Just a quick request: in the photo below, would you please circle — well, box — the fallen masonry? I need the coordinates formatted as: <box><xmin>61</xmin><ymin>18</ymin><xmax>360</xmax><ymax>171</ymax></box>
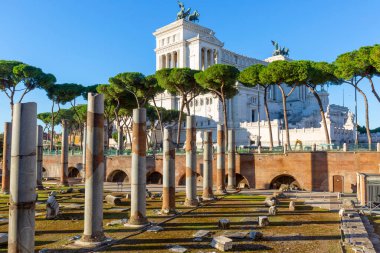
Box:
<box><xmin>211</xmin><ymin>235</ymin><xmax>233</xmax><ymax>252</ymax></box>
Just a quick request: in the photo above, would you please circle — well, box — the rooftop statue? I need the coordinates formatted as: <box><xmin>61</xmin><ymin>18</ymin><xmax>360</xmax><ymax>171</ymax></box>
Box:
<box><xmin>176</xmin><ymin>1</ymin><xmax>200</xmax><ymax>23</ymax></box>
<box><xmin>271</xmin><ymin>40</ymin><xmax>290</xmax><ymax>57</ymax></box>
<box><xmin>176</xmin><ymin>1</ymin><xmax>191</xmax><ymax>20</ymax></box>
<box><xmin>189</xmin><ymin>10</ymin><xmax>200</xmax><ymax>22</ymax></box>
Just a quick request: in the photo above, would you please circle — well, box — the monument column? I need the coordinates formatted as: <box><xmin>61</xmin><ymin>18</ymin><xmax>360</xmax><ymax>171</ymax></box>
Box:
<box><xmin>166</xmin><ymin>53</ymin><xmax>170</xmax><ymax>68</ymax></box>
<box><xmin>202</xmin><ymin>130</ymin><xmax>214</xmax><ymax>200</ymax></box>
<box><xmin>216</xmin><ymin>124</ymin><xmax>226</xmax><ymax>194</ymax></box>
<box><xmin>161</xmin><ymin>127</ymin><xmax>176</xmax><ymax>214</ymax></box>
<box><xmin>36</xmin><ymin>125</ymin><xmax>44</xmax><ymax>189</ymax></box>
<box><xmin>128</xmin><ymin>108</ymin><xmax>149</xmax><ymax>226</ymax></box>
<box><xmin>227</xmin><ymin>129</ymin><xmax>236</xmax><ymax>189</ymax></box>
<box><xmin>2</xmin><ymin>122</ymin><xmax>11</xmax><ymax>194</ymax></box>
<box><xmin>80</xmin><ymin>93</ymin><xmax>106</xmax><ymax>244</ymax></box>
<box><xmin>184</xmin><ymin>115</ymin><xmax>198</xmax><ymax>206</ymax></box>
<box><xmin>8</xmin><ymin>102</ymin><xmax>37</xmax><ymax>252</ymax></box>
<box><xmin>60</xmin><ymin>120</ymin><xmax>69</xmax><ymax>186</ymax></box>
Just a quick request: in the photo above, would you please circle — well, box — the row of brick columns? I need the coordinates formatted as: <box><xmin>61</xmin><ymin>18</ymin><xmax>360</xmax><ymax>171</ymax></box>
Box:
<box><xmin>3</xmin><ymin>97</ymin><xmax>238</xmax><ymax>250</ymax></box>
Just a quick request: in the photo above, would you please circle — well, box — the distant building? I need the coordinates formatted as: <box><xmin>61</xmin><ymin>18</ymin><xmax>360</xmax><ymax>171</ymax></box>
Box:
<box><xmin>152</xmin><ymin>19</ymin><xmax>356</xmax><ymax>147</ymax></box>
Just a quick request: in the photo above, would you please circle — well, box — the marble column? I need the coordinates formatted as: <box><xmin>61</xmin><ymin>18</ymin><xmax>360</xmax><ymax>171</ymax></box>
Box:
<box><xmin>60</xmin><ymin>120</ymin><xmax>69</xmax><ymax>186</ymax></box>
<box><xmin>216</xmin><ymin>124</ymin><xmax>226</xmax><ymax>194</ymax></box>
<box><xmin>184</xmin><ymin>115</ymin><xmax>198</xmax><ymax>206</ymax></box>
<box><xmin>161</xmin><ymin>127</ymin><xmax>176</xmax><ymax>214</ymax></box>
<box><xmin>8</xmin><ymin>102</ymin><xmax>37</xmax><ymax>252</ymax></box>
<box><xmin>202</xmin><ymin>130</ymin><xmax>214</xmax><ymax>200</ymax></box>
<box><xmin>227</xmin><ymin>129</ymin><xmax>236</xmax><ymax>190</ymax></box>
<box><xmin>36</xmin><ymin>125</ymin><xmax>44</xmax><ymax>189</ymax></box>
<box><xmin>1</xmin><ymin>122</ymin><xmax>11</xmax><ymax>194</ymax></box>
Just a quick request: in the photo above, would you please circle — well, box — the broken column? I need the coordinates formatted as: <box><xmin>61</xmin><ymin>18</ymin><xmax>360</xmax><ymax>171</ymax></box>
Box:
<box><xmin>36</xmin><ymin>125</ymin><xmax>44</xmax><ymax>189</ymax></box>
<box><xmin>1</xmin><ymin>122</ymin><xmax>11</xmax><ymax>194</ymax></box>
<box><xmin>8</xmin><ymin>102</ymin><xmax>37</xmax><ymax>252</ymax></box>
<box><xmin>81</xmin><ymin>93</ymin><xmax>106</xmax><ymax>243</ymax></box>
<box><xmin>161</xmin><ymin>127</ymin><xmax>176</xmax><ymax>214</ymax></box>
<box><xmin>202</xmin><ymin>130</ymin><xmax>214</xmax><ymax>200</ymax></box>
<box><xmin>227</xmin><ymin>129</ymin><xmax>236</xmax><ymax>190</ymax></box>
<box><xmin>184</xmin><ymin>115</ymin><xmax>198</xmax><ymax>206</ymax></box>
<box><xmin>216</xmin><ymin>124</ymin><xmax>226</xmax><ymax>194</ymax></box>
<box><xmin>343</xmin><ymin>143</ymin><xmax>347</xmax><ymax>152</ymax></box>
<box><xmin>128</xmin><ymin>108</ymin><xmax>149</xmax><ymax>226</ymax></box>
<box><xmin>377</xmin><ymin>143</ymin><xmax>380</xmax><ymax>152</ymax></box>
<box><xmin>60</xmin><ymin>119</ymin><xmax>69</xmax><ymax>186</ymax></box>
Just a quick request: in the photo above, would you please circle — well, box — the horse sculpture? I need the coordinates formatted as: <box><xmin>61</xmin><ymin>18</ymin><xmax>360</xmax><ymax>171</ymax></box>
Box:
<box><xmin>189</xmin><ymin>10</ymin><xmax>200</xmax><ymax>22</ymax></box>
<box><xmin>177</xmin><ymin>1</ymin><xmax>191</xmax><ymax>20</ymax></box>
<box><xmin>271</xmin><ymin>40</ymin><xmax>290</xmax><ymax>57</ymax></box>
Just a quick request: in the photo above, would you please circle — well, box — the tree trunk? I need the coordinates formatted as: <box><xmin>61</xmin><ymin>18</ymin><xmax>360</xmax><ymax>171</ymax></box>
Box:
<box><xmin>126</xmin><ymin>120</ymin><xmax>132</xmax><ymax>150</ymax></box>
<box><xmin>50</xmin><ymin>103</ymin><xmax>55</xmax><ymax>151</ymax></box>
<box><xmin>152</xmin><ymin>98</ymin><xmax>164</xmax><ymax>139</ymax></box>
<box><xmin>264</xmin><ymin>87</ymin><xmax>273</xmax><ymax>150</ymax></box>
<box><xmin>368</xmin><ymin>77</ymin><xmax>380</xmax><ymax>103</ymax></box>
<box><xmin>176</xmin><ymin>100</ymin><xmax>186</xmax><ymax>148</ymax></box>
<box><xmin>353</xmin><ymin>84</ymin><xmax>372</xmax><ymax>150</ymax></box>
<box><xmin>221</xmin><ymin>95</ymin><xmax>229</xmax><ymax>149</ymax></box>
<box><xmin>278</xmin><ymin>85</ymin><xmax>291</xmax><ymax>150</ymax></box>
<box><xmin>307</xmin><ymin>85</ymin><xmax>331</xmax><ymax>146</ymax></box>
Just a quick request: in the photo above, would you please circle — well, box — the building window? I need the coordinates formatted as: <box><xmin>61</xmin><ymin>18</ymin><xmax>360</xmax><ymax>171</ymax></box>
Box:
<box><xmin>167</xmin><ymin>37</ymin><xmax>170</xmax><ymax>44</ymax></box>
<box><xmin>200</xmin><ymin>99</ymin><xmax>204</xmax><ymax>106</ymax></box>
<box><xmin>190</xmin><ymin>101</ymin><xmax>193</xmax><ymax>107</ymax></box>
<box><xmin>195</xmin><ymin>99</ymin><xmax>198</xmax><ymax>107</ymax></box>
<box><xmin>173</xmin><ymin>34</ymin><xmax>176</xmax><ymax>42</ymax></box>
<box><xmin>209</xmin><ymin>98</ymin><xmax>213</xmax><ymax>104</ymax></box>
<box><xmin>208</xmin><ymin>120</ymin><xmax>210</xmax><ymax>125</ymax></box>
<box><xmin>251</xmin><ymin>110</ymin><xmax>256</xmax><ymax>122</ymax></box>
<box><xmin>206</xmin><ymin>98</ymin><xmax>209</xmax><ymax>105</ymax></box>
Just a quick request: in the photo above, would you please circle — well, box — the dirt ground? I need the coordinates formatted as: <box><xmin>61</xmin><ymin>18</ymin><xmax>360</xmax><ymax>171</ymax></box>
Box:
<box><xmin>0</xmin><ymin>186</ymin><xmax>342</xmax><ymax>252</ymax></box>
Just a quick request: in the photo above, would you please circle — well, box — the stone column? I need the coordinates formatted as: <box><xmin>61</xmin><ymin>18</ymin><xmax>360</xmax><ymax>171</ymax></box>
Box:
<box><xmin>216</xmin><ymin>124</ymin><xmax>226</xmax><ymax>194</ymax></box>
<box><xmin>202</xmin><ymin>130</ymin><xmax>214</xmax><ymax>200</ymax></box>
<box><xmin>82</xmin><ymin>123</ymin><xmax>86</xmax><ymax>179</ymax></box>
<box><xmin>171</xmin><ymin>52</ymin><xmax>175</xmax><ymax>68</ymax></box>
<box><xmin>128</xmin><ymin>108</ymin><xmax>149</xmax><ymax>226</ymax></box>
<box><xmin>81</xmin><ymin>93</ymin><xmax>106</xmax><ymax>243</ymax></box>
<box><xmin>36</xmin><ymin>125</ymin><xmax>44</xmax><ymax>189</ymax></box>
<box><xmin>184</xmin><ymin>115</ymin><xmax>198</xmax><ymax>206</ymax></box>
<box><xmin>161</xmin><ymin>127</ymin><xmax>176</xmax><ymax>214</ymax></box>
<box><xmin>60</xmin><ymin>120</ymin><xmax>69</xmax><ymax>186</ymax></box>
<box><xmin>8</xmin><ymin>102</ymin><xmax>37</xmax><ymax>252</ymax></box>
<box><xmin>1</xmin><ymin>122</ymin><xmax>11</xmax><ymax>194</ymax></box>
<box><xmin>227</xmin><ymin>129</ymin><xmax>236</xmax><ymax>190</ymax></box>
<box><xmin>166</xmin><ymin>53</ymin><xmax>170</xmax><ymax>68</ymax></box>
<box><xmin>377</xmin><ymin>143</ymin><xmax>380</xmax><ymax>152</ymax></box>
<box><xmin>343</xmin><ymin>143</ymin><xmax>347</xmax><ymax>152</ymax></box>
<box><xmin>204</xmin><ymin>48</ymin><xmax>208</xmax><ymax>69</ymax></box>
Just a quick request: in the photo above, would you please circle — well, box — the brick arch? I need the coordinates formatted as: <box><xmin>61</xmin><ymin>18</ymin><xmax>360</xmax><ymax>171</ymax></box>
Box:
<box><xmin>107</xmin><ymin>169</ymin><xmax>130</xmax><ymax>183</ymax></box>
<box><xmin>68</xmin><ymin>167</ymin><xmax>80</xmax><ymax>178</ymax></box>
<box><xmin>147</xmin><ymin>171</ymin><xmax>163</xmax><ymax>184</ymax></box>
<box><xmin>178</xmin><ymin>173</ymin><xmax>201</xmax><ymax>186</ymax></box>
<box><xmin>269</xmin><ymin>174</ymin><xmax>300</xmax><ymax>189</ymax></box>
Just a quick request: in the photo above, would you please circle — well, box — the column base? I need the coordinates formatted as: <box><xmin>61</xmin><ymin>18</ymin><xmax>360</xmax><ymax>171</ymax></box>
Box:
<box><xmin>73</xmin><ymin>233</ymin><xmax>109</xmax><ymax>248</ymax></box>
<box><xmin>227</xmin><ymin>185</ymin><xmax>236</xmax><ymax>190</ymax></box>
<box><xmin>183</xmin><ymin>198</ymin><xmax>199</xmax><ymax>207</ymax></box>
<box><xmin>202</xmin><ymin>195</ymin><xmax>215</xmax><ymax>201</ymax></box>
<box><xmin>160</xmin><ymin>208</ymin><xmax>178</xmax><ymax>215</ymax></box>
<box><xmin>126</xmin><ymin>215</ymin><xmax>149</xmax><ymax>228</ymax></box>
<box><xmin>215</xmin><ymin>190</ymin><xmax>227</xmax><ymax>195</ymax></box>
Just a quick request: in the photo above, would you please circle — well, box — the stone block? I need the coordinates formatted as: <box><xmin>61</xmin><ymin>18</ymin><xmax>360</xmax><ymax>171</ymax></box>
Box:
<box><xmin>289</xmin><ymin>201</ymin><xmax>296</xmax><ymax>211</ymax></box>
<box><xmin>223</xmin><ymin>231</ymin><xmax>249</xmax><ymax>239</ymax></box>
<box><xmin>258</xmin><ymin>216</ymin><xmax>269</xmax><ymax>227</ymax></box>
<box><xmin>46</xmin><ymin>195</ymin><xmax>59</xmax><ymax>219</ymax></box>
<box><xmin>193</xmin><ymin>230</ymin><xmax>211</xmax><ymax>238</ymax></box>
<box><xmin>0</xmin><ymin>233</ymin><xmax>7</xmax><ymax>245</ymax></box>
<box><xmin>106</xmin><ymin>218</ymin><xmax>128</xmax><ymax>226</ymax></box>
<box><xmin>268</xmin><ymin>206</ymin><xmax>277</xmax><ymax>216</ymax></box>
<box><xmin>218</xmin><ymin>219</ymin><xmax>230</xmax><ymax>229</ymax></box>
<box><xmin>169</xmin><ymin>245</ymin><xmax>188</xmax><ymax>253</ymax></box>
<box><xmin>105</xmin><ymin>195</ymin><xmax>122</xmax><ymax>206</ymax></box>
<box><xmin>211</xmin><ymin>236</ymin><xmax>233</xmax><ymax>252</ymax></box>
<box><xmin>248</xmin><ymin>230</ymin><xmax>263</xmax><ymax>240</ymax></box>
<box><xmin>147</xmin><ymin>226</ymin><xmax>164</xmax><ymax>233</ymax></box>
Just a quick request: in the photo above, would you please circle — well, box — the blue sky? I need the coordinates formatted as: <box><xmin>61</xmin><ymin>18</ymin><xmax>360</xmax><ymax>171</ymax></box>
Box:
<box><xmin>1</xmin><ymin>0</ymin><xmax>380</xmax><ymax>132</ymax></box>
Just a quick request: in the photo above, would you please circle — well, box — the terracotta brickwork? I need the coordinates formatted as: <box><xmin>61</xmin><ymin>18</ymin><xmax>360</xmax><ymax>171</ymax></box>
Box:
<box><xmin>40</xmin><ymin>151</ymin><xmax>380</xmax><ymax>193</ymax></box>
